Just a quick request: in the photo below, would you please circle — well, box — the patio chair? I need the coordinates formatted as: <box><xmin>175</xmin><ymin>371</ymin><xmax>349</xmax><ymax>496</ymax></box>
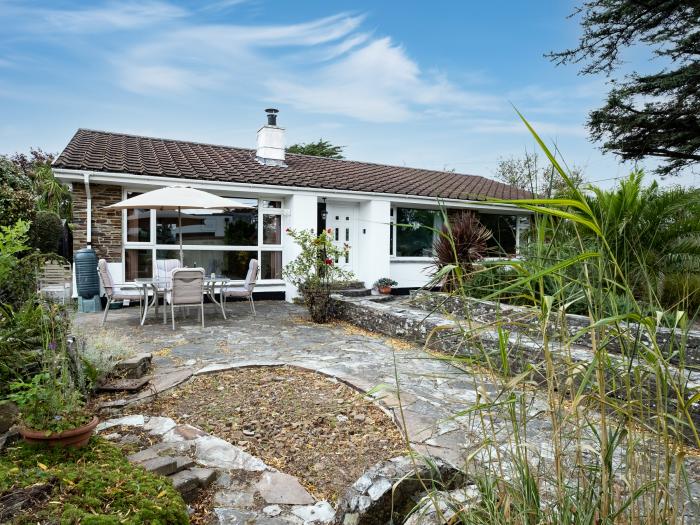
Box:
<box><xmin>220</xmin><ymin>259</ymin><xmax>258</xmax><ymax>319</ymax></box>
<box><xmin>156</xmin><ymin>258</ymin><xmax>181</xmax><ymax>289</ymax></box>
<box><xmin>154</xmin><ymin>258</ymin><xmax>180</xmax><ymax>319</ymax></box>
<box><xmin>97</xmin><ymin>259</ymin><xmax>145</xmax><ymax>326</ymax></box>
<box><xmin>166</xmin><ymin>267</ymin><xmax>205</xmax><ymax>330</ymax></box>
<box><xmin>37</xmin><ymin>259</ymin><xmax>72</xmax><ymax>305</ymax></box>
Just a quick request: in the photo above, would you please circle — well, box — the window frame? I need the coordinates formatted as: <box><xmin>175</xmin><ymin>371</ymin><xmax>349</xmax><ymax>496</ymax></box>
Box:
<box><xmin>121</xmin><ymin>189</ymin><xmax>285</xmax><ymax>282</ymax></box>
<box><xmin>389</xmin><ymin>205</ymin><xmax>525</xmax><ymax>261</ymax></box>
<box><xmin>390</xmin><ymin>206</ymin><xmax>442</xmax><ymax>260</ymax></box>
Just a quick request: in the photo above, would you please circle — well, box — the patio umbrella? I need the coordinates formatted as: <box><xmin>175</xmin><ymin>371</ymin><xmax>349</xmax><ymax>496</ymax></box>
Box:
<box><xmin>108</xmin><ymin>186</ymin><xmax>253</xmax><ymax>265</ymax></box>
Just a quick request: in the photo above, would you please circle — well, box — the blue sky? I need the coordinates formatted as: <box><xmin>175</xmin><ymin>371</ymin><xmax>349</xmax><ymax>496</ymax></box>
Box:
<box><xmin>1</xmin><ymin>0</ymin><xmax>696</xmax><ymax>188</ymax></box>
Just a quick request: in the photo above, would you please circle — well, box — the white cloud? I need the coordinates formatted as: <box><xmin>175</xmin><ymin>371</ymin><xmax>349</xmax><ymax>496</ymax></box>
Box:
<box><xmin>37</xmin><ymin>1</ymin><xmax>186</xmax><ymax>33</ymax></box>
<box><xmin>8</xmin><ymin>1</ymin><xmax>598</xmax><ymax>130</ymax></box>
<box><xmin>269</xmin><ymin>37</ymin><xmax>501</xmax><ymax>122</ymax></box>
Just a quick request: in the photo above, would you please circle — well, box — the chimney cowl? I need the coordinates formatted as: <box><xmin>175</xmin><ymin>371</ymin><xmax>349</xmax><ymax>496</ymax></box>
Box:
<box><xmin>265</xmin><ymin>108</ymin><xmax>279</xmax><ymax>126</ymax></box>
<box><xmin>256</xmin><ymin>108</ymin><xmax>286</xmax><ymax>167</ymax></box>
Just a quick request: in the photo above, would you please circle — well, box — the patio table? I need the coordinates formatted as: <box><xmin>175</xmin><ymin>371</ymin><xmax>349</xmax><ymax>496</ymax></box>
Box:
<box><xmin>134</xmin><ymin>276</ymin><xmax>234</xmax><ymax>326</ymax></box>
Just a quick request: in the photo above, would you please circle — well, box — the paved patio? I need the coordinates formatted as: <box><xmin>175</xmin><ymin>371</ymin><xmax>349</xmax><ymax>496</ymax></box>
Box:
<box><xmin>75</xmin><ymin>300</ymin><xmax>495</xmax><ymax>466</ymax></box>
<box><xmin>75</xmin><ymin>299</ymin><xmax>700</xmax><ymax>518</ymax></box>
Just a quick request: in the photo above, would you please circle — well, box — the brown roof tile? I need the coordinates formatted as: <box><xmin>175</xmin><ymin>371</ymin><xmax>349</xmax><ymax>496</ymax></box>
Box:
<box><xmin>53</xmin><ymin>129</ymin><xmax>532</xmax><ymax>201</ymax></box>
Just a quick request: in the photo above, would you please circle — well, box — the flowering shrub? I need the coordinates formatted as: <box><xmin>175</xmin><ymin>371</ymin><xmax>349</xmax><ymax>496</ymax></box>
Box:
<box><xmin>283</xmin><ymin>228</ymin><xmax>354</xmax><ymax>322</ymax></box>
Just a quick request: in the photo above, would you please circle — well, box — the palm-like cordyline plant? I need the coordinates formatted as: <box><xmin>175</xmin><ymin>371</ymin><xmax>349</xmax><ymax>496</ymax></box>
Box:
<box><xmin>433</xmin><ymin>211</ymin><xmax>492</xmax><ymax>291</ymax></box>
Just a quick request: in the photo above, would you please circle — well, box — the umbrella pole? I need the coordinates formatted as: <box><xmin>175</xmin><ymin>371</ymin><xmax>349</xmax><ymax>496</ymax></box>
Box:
<box><xmin>178</xmin><ymin>206</ymin><xmax>184</xmax><ymax>266</ymax></box>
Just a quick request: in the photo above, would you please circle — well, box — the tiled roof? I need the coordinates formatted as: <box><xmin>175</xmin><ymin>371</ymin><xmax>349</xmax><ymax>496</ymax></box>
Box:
<box><xmin>53</xmin><ymin>129</ymin><xmax>532</xmax><ymax>201</ymax></box>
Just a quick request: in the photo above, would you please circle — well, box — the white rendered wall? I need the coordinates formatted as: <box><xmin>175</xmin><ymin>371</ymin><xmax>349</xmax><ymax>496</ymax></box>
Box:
<box><xmin>390</xmin><ymin>260</ymin><xmax>433</xmax><ymax>288</ymax></box>
<box><xmin>356</xmin><ymin>200</ymin><xmax>391</xmax><ymax>288</ymax></box>
<box><xmin>284</xmin><ymin>193</ymin><xmax>318</xmax><ymax>301</ymax></box>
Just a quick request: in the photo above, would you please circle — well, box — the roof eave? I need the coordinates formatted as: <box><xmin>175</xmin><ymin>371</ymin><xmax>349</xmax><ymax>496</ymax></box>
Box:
<box><xmin>53</xmin><ymin>167</ymin><xmax>532</xmax><ymax>214</ymax></box>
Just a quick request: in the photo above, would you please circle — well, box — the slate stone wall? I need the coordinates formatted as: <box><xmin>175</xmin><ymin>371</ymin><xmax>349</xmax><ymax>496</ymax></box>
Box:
<box><xmin>409</xmin><ymin>290</ymin><xmax>700</xmax><ymax>367</ymax></box>
<box><xmin>71</xmin><ymin>183</ymin><xmax>123</xmax><ymax>261</ymax></box>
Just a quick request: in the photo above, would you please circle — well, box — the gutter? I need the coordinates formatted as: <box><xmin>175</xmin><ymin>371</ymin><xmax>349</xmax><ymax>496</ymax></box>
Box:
<box><xmin>53</xmin><ymin>168</ymin><xmax>532</xmax><ymax>215</ymax></box>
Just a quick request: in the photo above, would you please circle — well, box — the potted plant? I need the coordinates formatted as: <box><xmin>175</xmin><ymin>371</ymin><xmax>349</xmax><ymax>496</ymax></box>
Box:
<box><xmin>8</xmin><ymin>303</ymin><xmax>97</xmax><ymax>447</ymax></box>
<box><xmin>283</xmin><ymin>228</ymin><xmax>354</xmax><ymax>323</ymax></box>
<box><xmin>374</xmin><ymin>278</ymin><xmax>398</xmax><ymax>295</ymax></box>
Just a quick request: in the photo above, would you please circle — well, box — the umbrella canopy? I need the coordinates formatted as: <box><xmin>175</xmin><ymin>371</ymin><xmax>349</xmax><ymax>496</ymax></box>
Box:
<box><xmin>108</xmin><ymin>186</ymin><xmax>253</xmax><ymax>266</ymax></box>
<box><xmin>108</xmin><ymin>186</ymin><xmax>252</xmax><ymax>211</ymax></box>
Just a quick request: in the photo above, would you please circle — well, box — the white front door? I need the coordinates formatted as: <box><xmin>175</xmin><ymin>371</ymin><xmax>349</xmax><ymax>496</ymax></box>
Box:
<box><xmin>325</xmin><ymin>203</ymin><xmax>358</xmax><ymax>274</ymax></box>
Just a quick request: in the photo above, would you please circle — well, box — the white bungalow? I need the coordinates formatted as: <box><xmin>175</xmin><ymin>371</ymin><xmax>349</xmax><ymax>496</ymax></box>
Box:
<box><xmin>52</xmin><ymin>109</ymin><xmax>530</xmax><ymax>300</ymax></box>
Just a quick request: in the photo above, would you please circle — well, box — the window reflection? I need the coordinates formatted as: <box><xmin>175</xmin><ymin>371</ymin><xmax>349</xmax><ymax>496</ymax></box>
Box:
<box><xmin>124</xmin><ymin>249</ymin><xmax>152</xmax><ymax>280</ymax></box>
<box><xmin>263</xmin><ymin>215</ymin><xmax>281</xmax><ymax>244</ymax></box>
<box><xmin>261</xmin><ymin>251</ymin><xmax>282</xmax><ymax>279</ymax></box>
<box><xmin>126</xmin><ymin>192</ymin><xmax>150</xmax><ymax>242</ymax></box>
<box><xmin>395</xmin><ymin>208</ymin><xmax>441</xmax><ymax>257</ymax></box>
<box><xmin>156</xmin><ymin>205</ymin><xmax>258</xmax><ymax>246</ymax></box>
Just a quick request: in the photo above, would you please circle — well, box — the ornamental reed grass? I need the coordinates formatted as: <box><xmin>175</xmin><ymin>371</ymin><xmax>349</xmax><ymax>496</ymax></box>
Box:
<box><xmin>404</xmin><ymin>114</ymin><xmax>700</xmax><ymax>524</ymax></box>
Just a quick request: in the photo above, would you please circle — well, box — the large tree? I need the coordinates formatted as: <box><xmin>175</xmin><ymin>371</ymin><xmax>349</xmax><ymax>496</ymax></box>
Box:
<box><xmin>286</xmin><ymin>139</ymin><xmax>344</xmax><ymax>159</ymax></box>
<box><xmin>549</xmin><ymin>1</ymin><xmax>700</xmax><ymax>175</ymax></box>
<box><xmin>495</xmin><ymin>150</ymin><xmax>584</xmax><ymax>197</ymax></box>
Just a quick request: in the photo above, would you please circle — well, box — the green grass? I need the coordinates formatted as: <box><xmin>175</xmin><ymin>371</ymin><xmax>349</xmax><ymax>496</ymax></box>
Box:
<box><xmin>0</xmin><ymin>437</ymin><xmax>189</xmax><ymax>525</ymax></box>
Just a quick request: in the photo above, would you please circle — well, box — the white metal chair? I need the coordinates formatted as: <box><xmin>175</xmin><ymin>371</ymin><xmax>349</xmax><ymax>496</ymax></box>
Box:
<box><xmin>156</xmin><ymin>259</ymin><xmax>180</xmax><ymax>289</ymax></box>
<box><xmin>220</xmin><ymin>259</ymin><xmax>258</xmax><ymax>319</ymax></box>
<box><xmin>97</xmin><ymin>259</ymin><xmax>144</xmax><ymax>326</ymax></box>
<box><xmin>38</xmin><ymin>260</ymin><xmax>72</xmax><ymax>305</ymax></box>
<box><xmin>166</xmin><ymin>267</ymin><xmax>205</xmax><ymax>330</ymax></box>
<box><xmin>155</xmin><ymin>258</ymin><xmax>180</xmax><ymax>321</ymax></box>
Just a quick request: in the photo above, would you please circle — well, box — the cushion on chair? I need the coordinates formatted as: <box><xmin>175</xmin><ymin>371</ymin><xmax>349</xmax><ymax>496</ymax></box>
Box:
<box><xmin>156</xmin><ymin>259</ymin><xmax>181</xmax><ymax>288</ymax></box>
<box><xmin>243</xmin><ymin>259</ymin><xmax>258</xmax><ymax>292</ymax></box>
<box><xmin>222</xmin><ymin>287</ymin><xmax>249</xmax><ymax>298</ymax></box>
<box><xmin>97</xmin><ymin>259</ymin><xmax>114</xmax><ymax>293</ymax></box>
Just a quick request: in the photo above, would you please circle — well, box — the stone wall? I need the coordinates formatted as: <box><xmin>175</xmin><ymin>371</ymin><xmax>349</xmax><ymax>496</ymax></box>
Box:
<box><xmin>409</xmin><ymin>290</ymin><xmax>700</xmax><ymax>367</ymax></box>
<box><xmin>71</xmin><ymin>183</ymin><xmax>123</xmax><ymax>261</ymax></box>
<box><xmin>332</xmin><ymin>295</ymin><xmax>700</xmax><ymax>444</ymax></box>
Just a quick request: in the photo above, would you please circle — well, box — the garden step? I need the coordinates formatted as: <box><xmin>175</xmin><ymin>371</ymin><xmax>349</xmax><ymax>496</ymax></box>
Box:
<box><xmin>331</xmin><ymin>280</ymin><xmax>366</xmax><ymax>290</ymax></box>
<box><xmin>97</xmin><ymin>376</ymin><xmax>151</xmax><ymax>392</ymax></box>
<box><xmin>169</xmin><ymin>470</ymin><xmax>200</xmax><ymax>502</ymax></box>
<box><xmin>112</xmin><ymin>353</ymin><xmax>153</xmax><ymax>379</ymax></box>
<box><xmin>366</xmin><ymin>295</ymin><xmax>395</xmax><ymax>303</ymax></box>
<box><xmin>336</xmin><ymin>288</ymin><xmax>372</xmax><ymax>297</ymax></box>
<box><xmin>169</xmin><ymin>467</ymin><xmax>218</xmax><ymax>503</ymax></box>
<box><xmin>139</xmin><ymin>456</ymin><xmax>179</xmax><ymax>476</ymax></box>
<box><xmin>173</xmin><ymin>456</ymin><xmax>196</xmax><ymax>471</ymax></box>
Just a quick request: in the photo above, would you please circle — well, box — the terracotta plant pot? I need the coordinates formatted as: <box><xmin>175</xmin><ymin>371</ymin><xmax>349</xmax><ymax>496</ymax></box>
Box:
<box><xmin>19</xmin><ymin>416</ymin><xmax>99</xmax><ymax>448</ymax></box>
<box><xmin>378</xmin><ymin>286</ymin><xmax>392</xmax><ymax>295</ymax></box>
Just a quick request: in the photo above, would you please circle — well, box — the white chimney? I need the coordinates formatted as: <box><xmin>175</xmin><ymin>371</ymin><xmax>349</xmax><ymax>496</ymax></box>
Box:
<box><xmin>256</xmin><ymin>108</ymin><xmax>286</xmax><ymax>167</ymax></box>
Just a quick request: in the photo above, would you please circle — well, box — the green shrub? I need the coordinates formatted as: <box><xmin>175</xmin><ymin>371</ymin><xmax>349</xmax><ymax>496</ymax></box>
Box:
<box><xmin>0</xmin><ymin>252</ymin><xmax>69</xmax><ymax>309</ymax></box>
<box><xmin>0</xmin><ymin>438</ymin><xmax>189</xmax><ymax>524</ymax></box>
<box><xmin>0</xmin><ymin>301</ymin><xmax>44</xmax><ymax>397</ymax></box>
<box><xmin>29</xmin><ymin>210</ymin><xmax>63</xmax><ymax>254</ymax></box>
<box><xmin>662</xmin><ymin>273</ymin><xmax>700</xmax><ymax>318</ymax></box>
<box><xmin>0</xmin><ymin>187</ymin><xmax>35</xmax><ymax>228</ymax></box>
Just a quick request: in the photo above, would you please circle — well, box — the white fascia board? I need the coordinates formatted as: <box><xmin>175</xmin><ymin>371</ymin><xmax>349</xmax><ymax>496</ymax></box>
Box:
<box><xmin>53</xmin><ymin>168</ymin><xmax>531</xmax><ymax>214</ymax></box>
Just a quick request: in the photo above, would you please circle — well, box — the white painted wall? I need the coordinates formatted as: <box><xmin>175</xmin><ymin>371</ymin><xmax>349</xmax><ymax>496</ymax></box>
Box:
<box><xmin>283</xmin><ymin>193</ymin><xmax>318</xmax><ymax>301</ymax></box>
<box><xmin>390</xmin><ymin>259</ymin><xmax>434</xmax><ymax>288</ymax></box>
<box><xmin>356</xmin><ymin>200</ymin><xmax>391</xmax><ymax>288</ymax></box>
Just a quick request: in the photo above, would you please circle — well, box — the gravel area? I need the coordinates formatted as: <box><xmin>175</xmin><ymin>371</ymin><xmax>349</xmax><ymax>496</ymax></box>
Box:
<box><xmin>127</xmin><ymin>366</ymin><xmax>406</xmax><ymax>501</ymax></box>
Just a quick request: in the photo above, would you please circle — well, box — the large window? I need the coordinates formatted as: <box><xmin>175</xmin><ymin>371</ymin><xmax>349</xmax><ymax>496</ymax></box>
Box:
<box><xmin>476</xmin><ymin>213</ymin><xmax>517</xmax><ymax>255</ymax></box>
<box><xmin>123</xmin><ymin>194</ymin><xmax>283</xmax><ymax>281</ymax></box>
<box><xmin>125</xmin><ymin>192</ymin><xmax>150</xmax><ymax>243</ymax></box>
<box><xmin>394</xmin><ymin>208</ymin><xmax>441</xmax><ymax>257</ymax></box>
<box><xmin>155</xmin><ymin>208</ymin><xmax>258</xmax><ymax>246</ymax></box>
<box><xmin>390</xmin><ymin>207</ymin><xmax>520</xmax><ymax>258</ymax></box>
